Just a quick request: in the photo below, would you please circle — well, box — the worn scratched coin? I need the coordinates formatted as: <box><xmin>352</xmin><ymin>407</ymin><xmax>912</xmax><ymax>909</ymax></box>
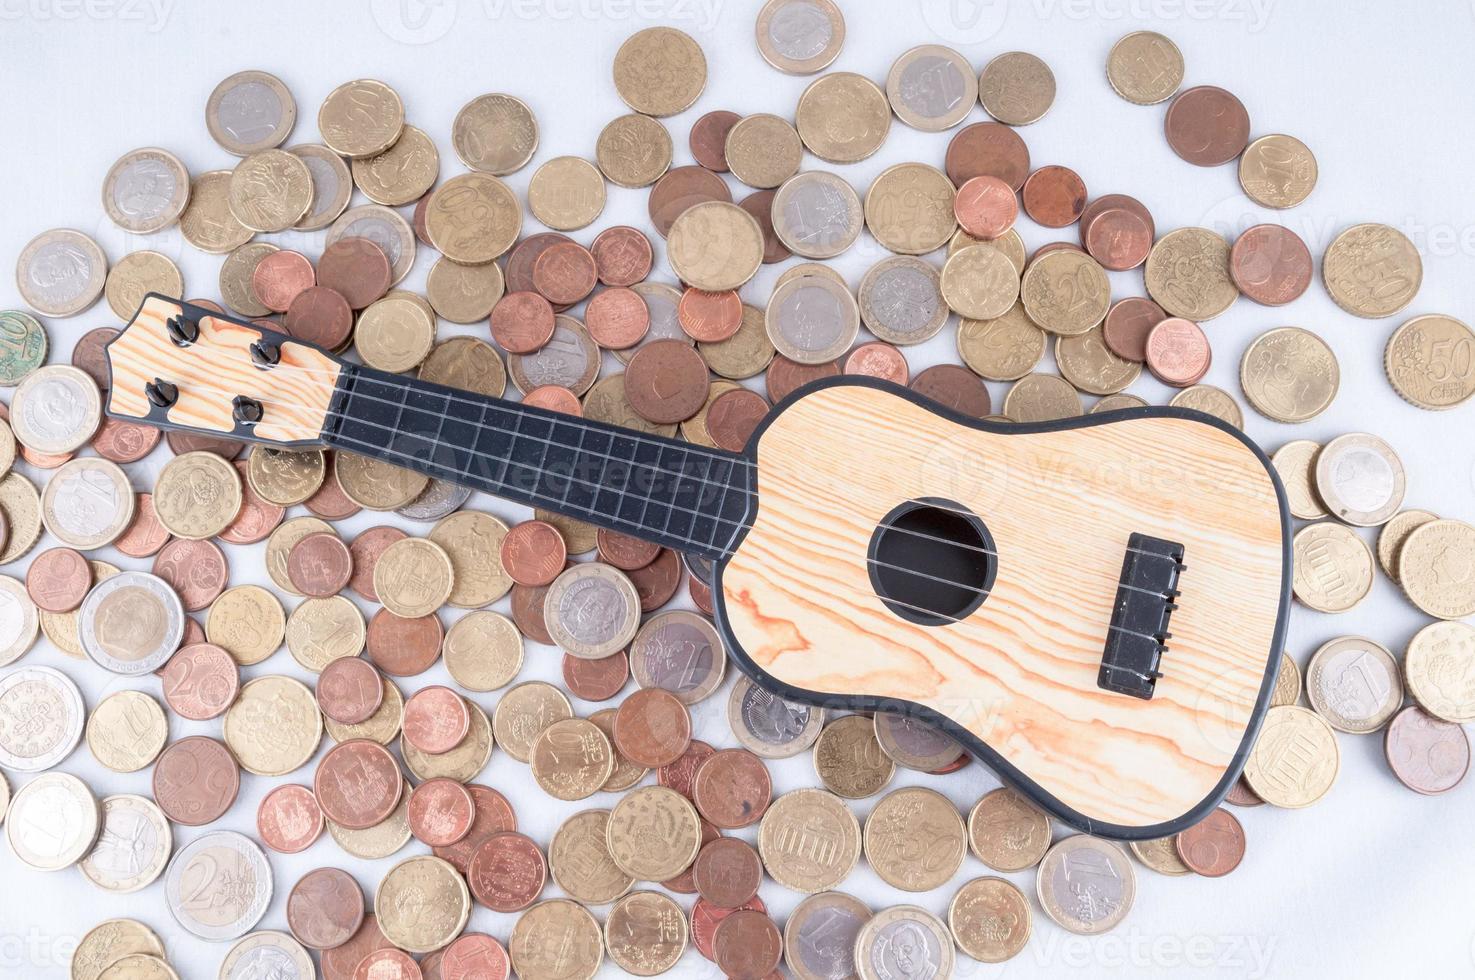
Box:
<box><xmin>1384</xmin><ymin>704</ymin><xmax>1470</xmax><ymax>795</ymax></box>
<box><xmin>1292</xmin><ymin>522</ymin><xmax>1373</xmax><ymax>613</ymax></box>
<box><xmin>1243</xmin><ymin>705</ymin><xmax>1340</xmax><ymax>807</ymax></box>
<box><xmin>179</xmin><ymin>170</ymin><xmax>255</xmax><ymax>253</ymax></box>
<box><xmin>0</xmin><ymin>310</ymin><xmax>47</xmax><ymax>386</ymax></box>
<box><xmin>1169</xmin><ymin>385</ymin><xmax>1243</xmax><ymax>429</ymax></box>
<box><xmin>544</xmin><ymin>563</ymin><xmax>641</xmax><ymax>660</ymax></box>
<box><xmin>759</xmin><ymin>788</ymin><xmax>860</xmax><ymax>893</ymax></box>
<box><xmin>863</xmin><ymin>786</ymin><xmax>965</xmax><ymax>892</ymax></box>
<box><xmin>1305</xmin><ymin>635</ymin><xmax>1402</xmax><ymax>733</ymax></box>
<box><xmin>207</xmin><ymin>70</ymin><xmax>295</xmax><ymax>154</ymax></box>
<box><xmin>79</xmin><ymin>571</ymin><xmax>184</xmax><ymax>675</ymax></box>
<box><xmin>86</xmin><ymin>690</ymin><xmax>167</xmax><ymax>773</ymax></box>
<box><xmin>956</xmin><ymin>301</ymin><xmax>1044</xmax><ymax>382</ymax></box>
<box><xmin>0</xmin><ymin>665</ymin><xmax>84</xmax><ymax>771</ymax></box>
<box><xmin>1323</xmin><ymin>223</ymin><xmax>1422</xmax><ymax>318</ymax></box>
<box><xmin>16</xmin><ymin>229</ymin><xmax>107</xmax><ymax>317</ymax></box>
<box><xmin>1384</xmin><ymin>314</ymin><xmax>1475</xmax><ymax>410</ymax></box>
<box><xmin>1239</xmin><ymin>134</ymin><xmax>1318</xmax><ymax>209</ymax></box>
<box><xmin>727</xmin><ymin>674</ymin><xmax>824</xmax><ymax>759</ymax></box>
<box><xmin>1107</xmin><ymin>31</ymin><xmax>1184</xmax><ymax>105</ymax></box>
<box><xmin>1240</xmin><ymin>326</ymin><xmax>1339</xmax><ymax>423</ymax></box>
<box><xmin>1037</xmin><ymin>836</ymin><xmax>1135</xmax><ymax>934</ymax></box>
<box><xmin>79</xmin><ymin>794</ymin><xmax>171</xmax><ymax>894</ymax></box>
<box><xmin>164</xmin><ymin>831</ymin><xmax>272</xmax><ymax>940</ymax></box>
<box><xmin>6</xmin><ymin>771</ymin><xmax>97</xmax><ymax>871</ymax></box>
<box><xmin>1400</xmin><ymin>523</ymin><xmax>1475</xmax><ymax>621</ymax></box>
<box><xmin>853</xmin><ymin>905</ymin><xmax>954</xmax><ymax>980</ymax></box>
<box><xmin>102</xmin><ymin>147</ymin><xmax>190</xmax><ymax>233</ymax></box>
<box><xmin>1313</xmin><ymin>432</ymin><xmax>1406</xmax><ymax>527</ymax></box>
<box><xmin>756</xmin><ymin>0</ymin><xmax>844</xmax><ymax>74</ymax></box>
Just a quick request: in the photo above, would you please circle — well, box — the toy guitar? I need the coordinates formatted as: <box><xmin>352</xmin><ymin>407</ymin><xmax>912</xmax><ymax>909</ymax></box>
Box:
<box><xmin>106</xmin><ymin>295</ymin><xmax>1290</xmax><ymax>840</ymax></box>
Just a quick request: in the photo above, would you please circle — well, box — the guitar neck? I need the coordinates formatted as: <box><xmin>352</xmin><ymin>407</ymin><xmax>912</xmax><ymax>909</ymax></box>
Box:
<box><xmin>322</xmin><ymin>364</ymin><xmax>755</xmax><ymax>561</ymax></box>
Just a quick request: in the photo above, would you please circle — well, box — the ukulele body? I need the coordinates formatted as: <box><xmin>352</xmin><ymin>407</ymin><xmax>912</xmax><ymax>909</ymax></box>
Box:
<box><xmin>715</xmin><ymin>378</ymin><xmax>1290</xmax><ymax>839</ymax></box>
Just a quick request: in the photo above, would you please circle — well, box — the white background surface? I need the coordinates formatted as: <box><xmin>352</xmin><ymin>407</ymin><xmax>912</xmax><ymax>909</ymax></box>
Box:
<box><xmin>1</xmin><ymin>0</ymin><xmax>1473</xmax><ymax>977</ymax></box>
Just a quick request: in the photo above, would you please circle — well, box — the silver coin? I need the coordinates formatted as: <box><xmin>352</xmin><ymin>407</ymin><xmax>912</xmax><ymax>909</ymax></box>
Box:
<box><xmin>784</xmin><ymin>890</ymin><xmax>870</xmax><ymax>980</ymax></box>
<box><xmin>15</xmin><ymin>228</ymin><xmax>107</xmax><ymax>318</ymax></box>
<box><xmin>1313</xmin><ymin>432</ymin><xmax>1406</xmax><ymax>527</ymax></box>
<box><xmin>219</xmin><ymin>931</ymin><xmax>316</xmax><ymax>980</ymax></box>
<box><xmin>1306</xmin><ymin>635</ymin><xmax>1403</xmax><ymax>734</ymax></box>
<box><xmin>0</xmin><ymin>576</ymin><xmax>39</xmax><ymax>667</ymax></box>
<box><xmin>206</xmin><ymin>70</ymin><xmax>297</xmax><ymax>156</ymax></box>
<box><xmin>101</xmin><ymin>147</ymin><xmax>191</xmax><ymax>234</ymax></box>
<box><xmin>766</xmin><ymin>273</ymin><xmax>860</xmax><ymax>364</ymax></box>
<box><xmin>288</xmin><ymin>144</ymin><xmax>353</xmax><ymax>231</ymax></box>
<box><xmin>853</xmin><ymin>904</ymin><xmax>954</xmax><ymax>980</ymax></box>
<box><xmin>1036</xmin><ymin>836</ymin><xmax>1135</xmax><ymax>935</ymax></box>
<box><xmin>509</xmin><ymin>315</ymin><xmax>601</xmax><ymax>395</ymax></box>
<box><xmin>873</xmin><ymin>710</ymin><xmax>962</xmax><ymax>771</ymax></box>
<box><xmin>629</xmin><ymin>610</ymin><xmax>726</xmax><ymax>705</ymax></box>
<box><xmin>544</xmin><ymin>563</ymin><xmax>641</xmax><ymax>660</ymax></box>
<box><xmin>40</xmin><ymin>457</ymin><xmax>136</xmax><ymax>551</ymax></box>
<box><xmin>78</xmin><ymin>571</ymin><xmax>185</xmax><ymax>676</ymax></box>
<box><xmin>165</xmin><ymin>830</ymin><xmax>273</xmax><ymax>941</ymax></box>
<box><xmin>5</xmin><ymin>771</ymin><xmax>99</xmax><ymax>871</ymax></box>
<box><xmin>0</xmin><ymin>665</ymin><xmax>85</xmax><ymax>771</ymax></box>
<box><xmin>756</xmin><ymin>0</ymin><xmax>845</xmax><ymax>75</ymax></box>
<box><xmin>327</xmin><ymin>204</ymin><xmax>416</xmax><ymax>286</ymax></box>
<box><xmin>615</xmin><ymin>282</ymin><xmax>693</xmax><ymax>365</ymax></box>
<box><xmin>886</xmin><ymin>45</ymin><xmax>978</xmax><ymax>132</ymax></box>
<box><xmin>9</xmin><ymin>364</ymin><xmax>101</xmax><ymax>454</ymax></box>
<box><xmin>396</xmin><ymin>478</ymin><xmax>471</xmax><ymax>521</ymax></box>
<box><xmin>727</xmin><ymin>674</ymin><xmax>825</xmax><ymax>759</ymax></box>
<box><xmin>79</xmin><ymin>794</ymin><xmax>172</xmax><ymax>893</ymax></box>
<box><xmin>858</xmin><ymin>255</ymin><xmax>948</xmax><ymax>346</ymax></box>
<box><xmin>771</xmin><ymin>171</ymin><xmax>864</xmax><ymax>260</ymax></box>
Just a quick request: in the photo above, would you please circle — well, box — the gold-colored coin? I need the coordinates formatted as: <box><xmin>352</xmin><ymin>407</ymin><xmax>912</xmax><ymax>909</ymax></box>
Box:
<box><xmin>590</xmin><ymin>708</ymin><xmax>648</xmax><ymax>792</ymax></box>
<box><xmin>424</xmin><ymin>172</ymin><xmax>521</xmax><ymax>264</ymax></box>
<box><xmin>979</xmin><ymin>51</ymin><xmax>1056</xmax><ymax>125</ymax></box>
<box><xmin>1384</xmin><ymin>314</ymin><xmax>1475</xmax><ymax>409</ymax></box>
<box><xmin>375</xmin><ymin>855</ymin><xmax>471</xmax><ymax>954</ymax></box>
<box><xmin>318</xmin><ymin>79</ymin><xmax>405</xmax><ymax>158</ymax></box>
<box><xmin>549</xmin><ymin>809</ymin><xmax>635</xmax><ymax>905</ymax></box>
<box><xmin>1403</xmin><ymin>621</ymin><xmax>1475</xmax><ymax>723</ymax></box>
<box><xmin>350</xmin><ymin>123</ymin><xmax>438</xmax><ymax>206</ymax></box>
<box><xmin>1169</xmin><ymin>384</ymin><xmax>1244</xmax><ymax>429</ymax></box>
<box><xmin>528</xmin><ymin>156</ymin><xmax>607</xmax><ymax>231</ymax></box>
<box><xmin>227</xmin><ymin>149</ymin><xmax>313</xmax><ymax>233</ymax></box>
<box><xmin>940</xmin><ymin>243</ymin><xmax>1019</xmax><ymax>322</ymax></box>
<box><xmin>613</xmin><ymin>27</ymin><xmax>707</xmax><ymax>117</ymax></box>
<box><xmin>206</xmin><ymin>584</ymin><xmax>286</xmax><ymax>666</ymax></box>
<box><xmin>1243</xmin><ymin>704</ymin><xmax>1340</xmax><ymax>808</ymax></box>
<box><xmin>1091</xmin><ymin>393</ymin><xmax>1148</xmax><ymax>413</ymax></box>
<box><xmin>606</xmin><ymin>785</ymin><xmax>701</xmax><ymax>881</ymax></box>
<box><xmin>795</xmin><ymin>72</ymin><xmax>891</xmax><ymax>164</ymax></box>
<box><xmin>1144</xmin><ymin>227</ymin><xmax>1238</xmax><ymax>321</ymax></box>
<box><xmin>452</xmin><ymin>93</ymin><xmax>539</xmax><ymax>176</ymax></box>
<box><xmin>1239</xmin><ymin>326</ymin><xmax>1339</xmax><ymax>422</ymax></box>
<box><xmin>596</xmin><ymin>114</ymin><xmax>673</xmax><ymax>190</ymax></box>
<box><xmin>1238</xmin><ymin>134</ymin><xmax>1318</xmax><ymax>209</ymax></box>
<box><xmin>1129</xmin><ymin>837</ymin><xmax>1192</xmax><ymax>876</ymax></box>
<box><xmin>758</xmin><ymin>788</ymin><xmax>861</xmax><ymax>894</ymax></box>
<box><xmin>864</xmin><ymin>163</ymin><xmax>956</xmax><ymax>255</ymax></box>
<box><xmin>1270</xmin><ymin>440</ymin><xmax>1328</xmax><ymax>520</ymax></box>
<box><xmin>153</xmin><ymin>451</ymin><xmax>242</xmax><ymax>540</ymax></box>
<box><xmin>356</xmin><ymin>293</ymin><xmax>435</xmax><ymax>373</ymax></box>
<box><xmin>950</xmin><ymin>227</ymin><xmax>1026</xmax><ymax>274</ymax></box>
<box><xmin>285</xmin><ymin>595</ymin><xmax>365</xmax><ymax>672</ymax></box>
<box><xmin>419</xmin><ymin>336</ymin><xmax>506</xmax><ymax>399</ymax></box>
<box><xmin>966</xmin><ymin>787</ymin><xmax>1050</xmax><ymax>872</ymax></box>
<box><xmin>247</xmin><ymin>447</ymin><xmax>325</xmax><ymax>506</ymax></box>
<box><xmin>265</xmin><ymin>516</ymin><xmax>333</xmax><ymax>596</ymax></box>
<box><xmin>863</xmin><ymin>786</ymin><xmax>965</xmax><ymax>892</ymax></box>
<box><xmin>443</xmin><ymin>610</ymin><xmax>522</xmax><ymax>692</ymax></box>
<box><xmin>71</xmin><ymin>919</ymin><xmax>167</xmax><ymax>980</ymax></box>
<box><xmin>1002</xmin><ymin>373</ymin><xmax>1083</xmax><ymax>422</ymax></box>
<box><xmin>1377</xmin><ymin>509</ymin><xmax>1437</xmax><ymax>583</ymax></box>
<box><xmin>327</xmin><ymin>794</ymin><xmax>412</xmax><ymax>859</ymax></box>
<box><xmin>86</xmin><ymin>691</ymin><xmax>167</xmax><ymax>773</ymax></box>
<box><xmin>334</xmin><ymin>451</ymin><xmax>428</xmax><ymax>511</ymax></box>
<box><xmin>180</xmin><ymin>171</ymin><xmax>255</xmax><ymax>254</ymax></box>
<box><xmin>0</xmin><ymin>418</ymin><xmax>14</xmax><ymax>478</ymax></box>
<box><xmin>531</xmin><ymin>718</ymin><xmax>615</xmax><ymax>802</ymax></box>
<box><xmin>41</xmin><ymin>561</ymin><xmax>118</xmax><ymax>658</ymax></box>
<box><xmin>886</xmin><ymin>45</ymin><xmax>977</xmax><ymax>132</ymax></box>
<box><xmin>222</xmin><ymin>675</ymin><xmax>322</xmax><ymax>776</ymax></box>
<box><xmin>402</xmin><ymin>702</ymin><xmax>493</xmax><ymax>783</ymax></box>
<box><xmin>1106</xmin><ymin>31</ymin><xmax>1184</xmax><ymax>106</ymax></box>
<box><xmin>1398</xmin><ymin>519</ymin><xmax>1475</xmax><ymax>620</ymax></box>
<box><xmin>1323</xmin><ymin>222</ymin><xmax>1422</xmax><ymax>319</ymax></box>
<box><xmin>97</xmin><ymin>955</ymin><xmax>178</xmax><ymax>980</ymax></box>
<box><xmin>957</xmin><ymin>302</ymin><xmax>1046</xmax><ymax>381</ymax></box>
<box><xmin>219</xmin><ymin>241</ymin><xmax>278</xmax><ymax>318</ymax></box>
<box><xmin>699</xmin><ymin>303</ymin><xmax>775</xmax><ymax>380</ymax></box>
<box><xmin>324</xmin><ymin>675</ymin><xmax>403</xmax><ymax>746</ymax></box>
<box><xmin>426</xmin><ymin>255</ymin><xmax>505</xmax><ymax>324</ymax></box>
<box><xmin>667</xmin><ymin>201</ymin><xmax>765</xmax><ymax>292</ymax></box>
<box><xmin>428</xmin><ymin>510</ymin><xmax>513</xmax><ymax>607</ymax></box>
<box><xmin>1057</xmin><ymin>326</ymin><xmax>1141</xmax><ymax>395</ymax></box>
<box><xmin>604</xmin><ymin>891</ymin><xmax>688</xmax><ymax>976</ymax></box>
<box><xmin>510</xmin><ymin>900</ymin><xmax>604</xmax><ymax>980</ymax></box>
<box><xmin>1271</xmin><ymin>651</ymin><xmax>1301</xmax><ymax>708</ymax></box>
<box><xmin>1021</xmin><ymin>249</ymin><xmax>1110</xmax><ymax>336</ymax></box>
<box><xmin>678</xmin><ymin>380</ymin><xmax>739</xmax><ymax>449</ymax></box>
<box><xmin>812</xmin><ymin>714</ymin><xmax>894</xmax><ymax>799</ymax></box>
<box><xmin>373</xmin><ymin>537</ymin><xmax>454</xmax><ymax>618</ymax></box>
<box><xmin>1292</xmin><ymin>522</ymin><xmax>1373</xmax><ymax>613</ymax></box>
<box><xmin>948</xmin><ymin>876</ymin><xmax>1033</xmax><ymax>963</ymax></box>
<box><xmin>0</xmin><ymin>472</ymin><xmax>41</xmax><ymax>564</ymax></box>
<box><xmin>725</xmin><ymin>113</ymin><xmax>804</xmax><ymax>190</ymax></box>
<box><xmin>104</xmin><ymin>251</ymin><xmax>184</xmax><ymax>320</ymax></box>
<box><xmin>492</xmin><ymin>680</ymin><xmax>573</xmax><ymax>764</ymax></box>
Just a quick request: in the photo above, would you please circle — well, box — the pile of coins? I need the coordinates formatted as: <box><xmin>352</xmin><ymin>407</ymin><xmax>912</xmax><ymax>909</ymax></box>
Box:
<box><xmin>3</xmin><ymin>1</ymin><xmax>1475</xmax><ymax>978</ymax></box>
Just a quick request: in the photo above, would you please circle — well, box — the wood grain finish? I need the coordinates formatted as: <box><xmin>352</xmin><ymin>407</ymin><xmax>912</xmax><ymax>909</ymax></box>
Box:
<box><xmin>106</xmin><ymin>295</ymin><xmax>339</xmax><ymax>445</ymax></box>
<box><xmin>719</xmin><ymin>383</ymin><xmax>1286</xmax><ymax>832</ymax></box>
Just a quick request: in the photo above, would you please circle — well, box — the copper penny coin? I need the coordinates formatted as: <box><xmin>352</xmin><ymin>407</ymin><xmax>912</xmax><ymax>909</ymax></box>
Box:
<box><xmin>648</xmin><ymin>165</ymin><xmax>732</xmax><ymax>237</ymax></box>
<box><xmin>692</xmin><ymin>896</ymin><xmax>768</xmax><ymax>961</ymax></box>
<box><xmin>258</xmin><ymin>783</ymin><xmax>326</xmax><ymax>854</ymax></box>
<box><xmin>115</xmin><ymin>493</ymin><xmax>172</xmax><ymax>558</ymax></box>
<box><xmin>1021</xmin><ymin>165</ymin><xmax>1087</xmax><ymax>227</ymax></box>
<box><xmin>954</xmin><ymin>175</ymin><xmax>1018</xmax><ymax>241</ymax></box>
<box><xmin>409</xmin><ymin>777</ymin><xmax>477</xmax><ymax>847</ymax></box>
<box><xmin>439</xmin><ymin>934</ymin><xmax>510</xmax><ymax>980</ymax></box>
<box><xmin>658</xmin><ymin>739</ymin><xmax>715</xmax><ymax>799</ymax></box>
<box><xmin>845</xmin><ymin>342</ymin><xmax>909</xmax><ymax>385</ymax></box>
<box><xmin>691</xmin><ymin>110</ymin><xmax>741</xmax><ymax>172</ymax></box>
<box><xmin>1174</xmin><ymin>806</ymin><xmax>1245</xmax><ymax>877</ymax></box>
<box><xmin>489</xmin><ymin>291</ymin><xmax>556</xmax><ymax>354</ymax></box>
<box><xmin>322</xmin><ymin>915</ymin><xmax>394</xmax><ymax>980</ymax></box>
<box><xmin>509</xmin><ymin>581</ymin><xmax>555</xmax><ymax>646</ymax></box>
<box><xmin>348</xmin><ymin>526</ymin><xmax>407</xmax><ymax>602</ymax></box>
<box><xmin>911</xmin><ymin>363</ymin><xmax>992</xmax><ymax>419</ymax></box>
<box><xmin>467</xmin><ymin>831</ymin><xmax>546</xmax><ymax>912</ymax></box>
<box><xmin>434</xmin><ymin>784</ymin><xmax>518</xmax><ymax>873</ymax></box>
<box><xmin>678</xmin><ymin>288</ymin><xmax>743</xmax><ymax>342</ymax></box>
<box><xmin>1083</xmin><ymin>208</ymin><xmax>1152</xmax><ymax>271</ymax></box>
<box><xmin>288</xmin><ymin>866</ymin><xmax>365</xmax><ymax>950</ymax></box>
<box><xmin>1079</xmin><ymin>193</ymin><xmax>1155</xmax><ymax>244</ymax></box>
<box><xmin>522</xmin><ymin>385</ymin><xmax>583</xmax><ymax>415</ymax></box>
<box><xmin>285</xmin><ymin>286</ymin><xmax>355</xmax><ymax>349</ymax></box>
<box><xmin>412</xmin><ymin>192</ymin><xmax>433</xmax><ymax>246</ymax></box>
<box><xmin>314</xmin><ymin>738</ymin><xmax>403</xmax><ymax>829</ymax></box>
<box><xmin>71</xmin><ymin>326</ymin><xmax>118</xmax><ymax>389</ymax></box>
<box><xmin>25</xmin><ymin>546</ymin><xmax>91</xmax><ymax>612</ymax></box>
<box><xmin>153</xmin><ymin>538</ymin><xmax>228</xmax><ymax>611</ymax></box>
<box><xmin>691</xmin><ymin>748</ymin><xmax>772</xmax><ymax>829</ymax></box>
<box><xmin>766</xmin><ymin>356</ymin><xmax>840</xmax><ymax>403</ymax></box>
<box><xmin>1229</xmin><ymin>223</ymin><xmax>1313</xmax><ymax>306</ymax></box>
<box><xmin>706</xmin><ymin>388</ymin><xmax>769</xmax><ymax>453</ymax></box>
<box><xmin>1223</xmin><ymin>776</ymin><xmax>1265</xmax><ymax>807</ymax></box>
<box><xmin>713</xmin><ymin>909</ymin><xmax>783</xmax><ymax>980</ymax></box>
<box><xmin>252</xmin><ymin>249</ymin><xmax>316</xmax><ymax>312</ymax></box>
<box><xmin>317</xmin><ymin>237</ymin><xmax>391</xmax><ymax>309</ymax></box>
<box><xmin>1165</xmin><ymin>85</ymin><xmax>1251</xmax><ymax>166</ymax></box>
<box><xmin>161</xmin><ymin>642</ymin><xmax>240</xmax><ymax>720</ymax></box>
<box><xmin>664</xmin><ymin>819</ymin><xmax>720</xmax><ymax>894</ymax></box>
<box><xmin>92</xmin><ymin>416</ymin><xmax>161</xmax><ymax>463</ymax></box>
<box><xmin>402</xmin><ymin>685</ymin><xmax>471</xmax><ymax>754</ymax></box>
<box><xmin>688</xmin><ymin>576</ymin><xmax>714</xmax><ymax>615</ymax></box>
<box><xmin>21</xmin><ymin>446</ymin><xmax>73</xmax><ymax>469</ymax></box>
<box><xmin>946</xmin><ymin>121</ymin><xmax>1031</xmax><ymax>191</ymax></box>
<box><xmin>499</xmin><ymin>521</ymin><xmax>567</xmax><ymax>588</ymax></box>
<box><xmin>1145</xmin><ymin>317</ymin><xmax>1212</xmax><ymax>387</ymax></box>
<box><xmin>738</xmin><ymin>189</ymin><xmax>790</xmax><ymax>265</ymax></box>
<box><xmin>352</xmin><ymin>949</ymin><xmax>420</xmax><ymax>980</ymax></box>
<box><xmin>165</xmin><ymin>430</ymin><xmax>245</xmax><ymax>459</ymax></box>
<box><xmin>366</xmin><ymin>609</ymin><xmax>443</xmax><ymax>676</ymax></box>
<box><xmin>627</xmin><ymin>548</ymin><xmax>683</xmax><ymax>613</ymax></box>
<box><xmin>531</xmin><ymin>241</ymin><xmax>598</xmax><ymax>307</ymax></box>
<box><xmin>153</xmin><ymin>735</ymin><xmax>241</xmax><ymax>826</ymax></box>
<box><xmin>1102</xmin><ymin>297</ymin><xmax>1167</xmax><ymax>362</ymax></box>
<box><xmin>287</xmin><ymin>530</ymin><xmax>354</xmax><ymax>597</ymax></box>
<box><xmin>562</xmin><ymin>649</ymin><xmax>630</xmax><ymax>702</ymax></box>
<box><xmin>178</xmin><ymin>617</ymin><xmax>206</xmax><ymax>651</ymax></box>
<box><xmin>1385</xmin><ymin>704</ymin><xmax>1471</xmax><ymax>795</ymax></box>
<box><xmin>506</xmin><ymin>233</ymin><xmax>574</xmax><ymax>296</ymax></box>
<box><xmin>585</xmin><ymin>287</ymin><xmax>651</xmax><ymax>349</ymax></box>
<box><xmin>625</xmin><ymin>339</ymin><xmax>710</xmax><ymax>423</ymax></box>
<box><xmin>317</xmin><ymin>656</ymin><xmax>385</xmax><ymax>725</ymax></box>
<box><xmin>596</xmin><ymin>529</ymin><xmax>661</xmax><ymax>571</ymax></box>
<box><xmin>591</xmin><ymin>225</ymin><xmax>654</xmax><ymax>287</ymax></box>
<box><xmin>188</xmin><ymin>298</ymin><xmax>225</xmax><ymax>313</ymax></box>
<box><xmin>221</xmin><ymin>461</ymin><xmax>285</xmax><ymax>545</ymax></box>
<box><xmin>615</xmin><ymin>688</ymin><xmax>693</xmax><ymax>768</ymax></box>
<box><xmin>691</xmin><ymin>836</ymin><xmax>763</xmax><ymax>908</ymax></box>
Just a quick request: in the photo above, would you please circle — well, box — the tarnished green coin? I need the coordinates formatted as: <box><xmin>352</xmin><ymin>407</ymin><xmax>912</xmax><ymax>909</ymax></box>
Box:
<box><xmin>0</xmin><ymin>311</ymin><xmax>48</xmax><ymax>386</ymax></box>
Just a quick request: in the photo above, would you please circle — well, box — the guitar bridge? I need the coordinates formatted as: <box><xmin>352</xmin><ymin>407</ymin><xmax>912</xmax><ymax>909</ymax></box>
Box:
<box><xmin>1098</xmin><ymin>532</ymin><xmax>1185</xmax><ymax>700</ymax></box>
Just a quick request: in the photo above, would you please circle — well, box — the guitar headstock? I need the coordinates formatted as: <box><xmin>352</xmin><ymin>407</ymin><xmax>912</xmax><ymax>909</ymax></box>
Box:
<box><xmin>105</xmin><ymin>294</ymin><xmax>342</xmax><ymax>448</ymax></box>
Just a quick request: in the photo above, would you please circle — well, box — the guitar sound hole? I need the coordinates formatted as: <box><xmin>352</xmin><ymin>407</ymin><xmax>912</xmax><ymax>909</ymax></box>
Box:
<box><xmin>868</xmin><ymin>498</ymin><xmax>995</xmax><ymax>627</ymax></box>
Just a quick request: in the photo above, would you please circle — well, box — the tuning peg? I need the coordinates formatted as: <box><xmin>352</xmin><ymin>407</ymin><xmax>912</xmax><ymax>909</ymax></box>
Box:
<box><xmin>165</xmin><ymin>314</ymin><xmax>199</xmax><ymax>347</ymax></box>
<box><xmin>249</xmin><ymin>340</ymin><xmax>281</xmax><ymax>368</ymax></box>
<box><xmin>144</xmin><ymin>379</ymin><xmax>179</xmax><ymax>408</ymax></box>
<box><xmin>232</xmin><ymin>396</ymin><xmax>264</xmax><ymax>425</ymax></box>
